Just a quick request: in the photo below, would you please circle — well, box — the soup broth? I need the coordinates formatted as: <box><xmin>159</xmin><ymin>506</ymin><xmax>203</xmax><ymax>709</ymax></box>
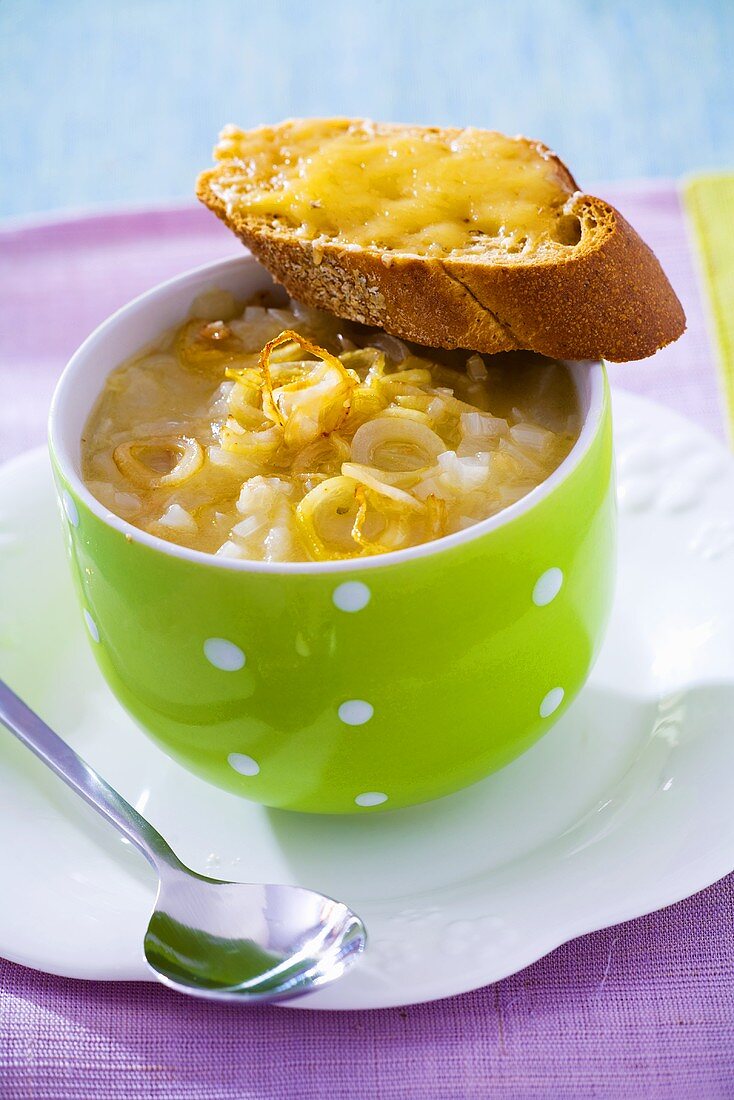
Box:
<box><xmin>81</xmin><ymin>290</ymin><xmax>580</xmax><ymax>562</ymax></box>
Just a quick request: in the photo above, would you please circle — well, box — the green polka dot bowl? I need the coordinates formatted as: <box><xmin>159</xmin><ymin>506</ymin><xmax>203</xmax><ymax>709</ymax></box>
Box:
<box><xmin>49</xmin><ymin>256</ymin><xmax>616</xmax><ymax>815</ymax></box>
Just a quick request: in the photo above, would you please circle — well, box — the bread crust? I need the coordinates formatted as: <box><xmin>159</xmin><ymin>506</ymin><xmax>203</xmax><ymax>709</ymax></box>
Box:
<box><xmin>197</xmin><ymin>122</ymin><xmax>685</xmax><ymax>362</ymax></box>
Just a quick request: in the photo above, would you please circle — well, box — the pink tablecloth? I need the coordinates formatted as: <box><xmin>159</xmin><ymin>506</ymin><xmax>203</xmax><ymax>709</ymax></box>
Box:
<box><xmin>1</xmin><ymin>190</ymin><xmax>733</xmax><ymax>1098</ymax></box>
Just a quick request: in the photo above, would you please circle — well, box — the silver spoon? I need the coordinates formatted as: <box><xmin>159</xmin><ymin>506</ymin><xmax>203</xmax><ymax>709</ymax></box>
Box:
<box><xmin>0</xmin><ymin>678</ymin><xmax>366</xmax><ymax>1002</ymax></box>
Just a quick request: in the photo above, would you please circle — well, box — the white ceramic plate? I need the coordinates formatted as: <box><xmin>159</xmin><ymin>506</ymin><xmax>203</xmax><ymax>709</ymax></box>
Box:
<box><xmin>1</xmin><ymin>390</ymin><xmax>734</xmax><ymax>1010</ymax></box>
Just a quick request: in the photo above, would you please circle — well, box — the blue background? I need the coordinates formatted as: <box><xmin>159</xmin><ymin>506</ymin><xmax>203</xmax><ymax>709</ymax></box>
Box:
<box><xmin>1</xmin><ymin>0</ymin><xmax>732</xmax><ymax>218</ymax></box>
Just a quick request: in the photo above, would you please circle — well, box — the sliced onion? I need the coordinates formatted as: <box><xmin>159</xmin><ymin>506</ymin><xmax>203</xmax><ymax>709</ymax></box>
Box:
<box><xmin>236</xmin><ymin>475</ymin><xmax>293</xmax><ymax>516</ymax></box>
<box><xmin>228</xmin><ymin>312</ymin><xmax>293</xmax><ymax>352</ymax></box>
<box><xmin>232</xmin><ymin>514</ymin><xmax>264</xmax><ymax>540</ymax></box>
<box><xmin>365</xmin><ymin>355</ymin><xmax>387</xmax><ymax>387</ymax></box>
<box><xmin>206</xmin><ymin>444</ymin><xmax>261</xmax><ymax>479</ymax></box>
<box><xmin>340</xmin><ymin>347</ymin><xmax>386</xmax><ymax>380</ymax></box>
<box><xmin>296</xmin><ymin>476</ymin><xmax>362</xmax><ymax>560</ymax></box>
<box><xmin>509</xmin><ymin>422</ymin><xmax>553</xmax><ymax>451</ymax></box>
<box><xmin>498</xmin><ymin>437</ymin><xmax>547</xmax><ymax>477</ymax></box>
<box><xmin>292</xmin><ymin>434</ymin><xmax>351</xmax><ymax>479</ymax></box>
<box><xmin>187</xmin><ymin>288</ymin><xmax>240</xmax><ymax>322</ymax></box>
<box><xmin>368</xmin><ymin>332</ymin><xmax>410</xmax><ymax>363</ymax></box>
<box><xmin>393</xmin><ymin>394</ymin><xmax>434</xmax><ymax>413</ymax></box>
<box><xmin>461</xmin><ymin>411</ymin><xmax>509</xmax><ymax>438</ymax></box>
<box><xmin>263</xmin><ymin>523</ymin><xmax>297</xmax><ymax>563</ymax></box>
<box><xmin>258</xmin><ymin>330</ymin><xmax>357</xmax><ymax>446</ymax></box>
<box><xmin>216</xmin><ymin>540</ymin><xmax>247</xmax><ymax>559</ymax></box>
<box><xmin>157</xmin><ymin>503</ymin><xmax>197</xmax><ymax>533</ymax></box>
<box><xmin>351</xmin><ymin>486</ymin><xmax>413</xmax><ymax>554</ymax></box>
<box><xmin>466</xmin><ymin>354</ymin><xmax>488</xmax><ymax>380</ymax></box>
<box><xmin>220</xmin><ymin>419</ymin><xmax>281</xmax><ymax>459</ymax></box>
<box><xmin>341</xmin><ymin>463</ymin><xmax>424</xmax><ymax>505</ymax></box>
<box><xmin>226</xmin><ymin>380</ymin><xmax>272</xmax><ymax>430</ymax></box>
<box><xmin>380</xmin><ymin>407</ymin><xmax>435</xmax><ymax>427</ymax></box>
<box><xmin>437</xmin><ymin>451</ymin><xmax>491</xmax><ymax>492</ymax></box>
<box><xmin>175</xmin><ymin>318</ymin><xmax>248</xmax><ymax>375</ymax></box>
<box><xmin>340</xmin><ymin>384</ymin><xmax>390</xmax><ymax>432</ymax></box>
<box><xmin>425</xmin><ymin>494</ymin><xmax>448</xmax><ymax>539</ymax></box>
<box><xmin>380</xmin><ymin>367</ymin><xmax>433</xmax><ymax>388</ymax></box>
<box><xmin>351</xmin><ymin>417</ymin><xmax>446</xmax><ymax>473</ymax></box>
<box><xmin>225</xmin><ymin>367</ymin><xmax>267</xmax><ymax>415</ymax></box>
<box><xmin>113</xmin><ymin>436</ymin><xmax>203</xmax><ymax>488</ymax></box>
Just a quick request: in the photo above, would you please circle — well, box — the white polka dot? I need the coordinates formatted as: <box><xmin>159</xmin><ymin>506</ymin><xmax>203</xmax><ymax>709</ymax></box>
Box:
<box><xmin>228</xmin><ymin>752</ymin><xmax>260</xmax><ymax>776</ymax></box>
<box><xmin>355</xmin><ymin>791</ymin><xmax>388</xmax><ymax>808</ymax></box>
<box><xmin>204</xmin><ymin>638</ymin><xmax>246</xmax><ymax>671</ymax></box>
<box><xmin>540</xmin><ymin>687</ymin><xmax>565</xmax><ymax>718</ymax></box>
<box><xmin>338</xmin><ymin>700</ymin><xmax>374</xmax><ymax>725</ymax></box>
<box><xmin>62</xmin><ymin>491</ymin><xmax>79</xmax><ymax>528</ymax></box>
<box><xmin>83</xmin><ymin>609</ymin><xmax>99</xmax><ymax>643</ymax></box>
<box><xmin>533</xmin><ymin>567</ymin><xmax>563</xmax><ymax>607</ymax></box>
<box><xmin>333</xmin><ymin>581</ymin><xmax>371</xmax><ymax>613</ymax></box>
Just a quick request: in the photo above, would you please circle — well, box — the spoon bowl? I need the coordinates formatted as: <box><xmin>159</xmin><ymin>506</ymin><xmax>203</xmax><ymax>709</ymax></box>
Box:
<box><xmin>145</xmin><ymin>871</ymin><xmax>366</xmax><ymax>1001</ymax></box>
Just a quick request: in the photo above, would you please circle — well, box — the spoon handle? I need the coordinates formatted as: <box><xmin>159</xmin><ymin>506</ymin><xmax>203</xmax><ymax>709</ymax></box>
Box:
<box><xmin>0</xmin><ymin>677</ymin><xmax>181</xmax><ymax>873</ymax></box>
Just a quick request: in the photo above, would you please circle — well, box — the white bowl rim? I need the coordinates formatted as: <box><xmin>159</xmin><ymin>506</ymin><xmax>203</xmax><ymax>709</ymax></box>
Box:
<box><xmin>49</xmin><ymin>253</ymin><xmax>609</xmax><ymax>576</ymax></box>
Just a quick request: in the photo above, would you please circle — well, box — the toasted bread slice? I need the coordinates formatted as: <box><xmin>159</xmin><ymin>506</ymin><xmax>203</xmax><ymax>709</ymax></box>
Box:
<box><xmin>197</xmin><ymin>119</ymin><xmax>685</xmax><ymax>361</ymax></box>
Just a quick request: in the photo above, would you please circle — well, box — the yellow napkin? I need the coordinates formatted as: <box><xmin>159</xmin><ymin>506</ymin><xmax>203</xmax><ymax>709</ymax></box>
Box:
<box><xmin>684</xmin><ymin>174</ymin><xmax>734</xmax><ymax>438</ymax></box>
